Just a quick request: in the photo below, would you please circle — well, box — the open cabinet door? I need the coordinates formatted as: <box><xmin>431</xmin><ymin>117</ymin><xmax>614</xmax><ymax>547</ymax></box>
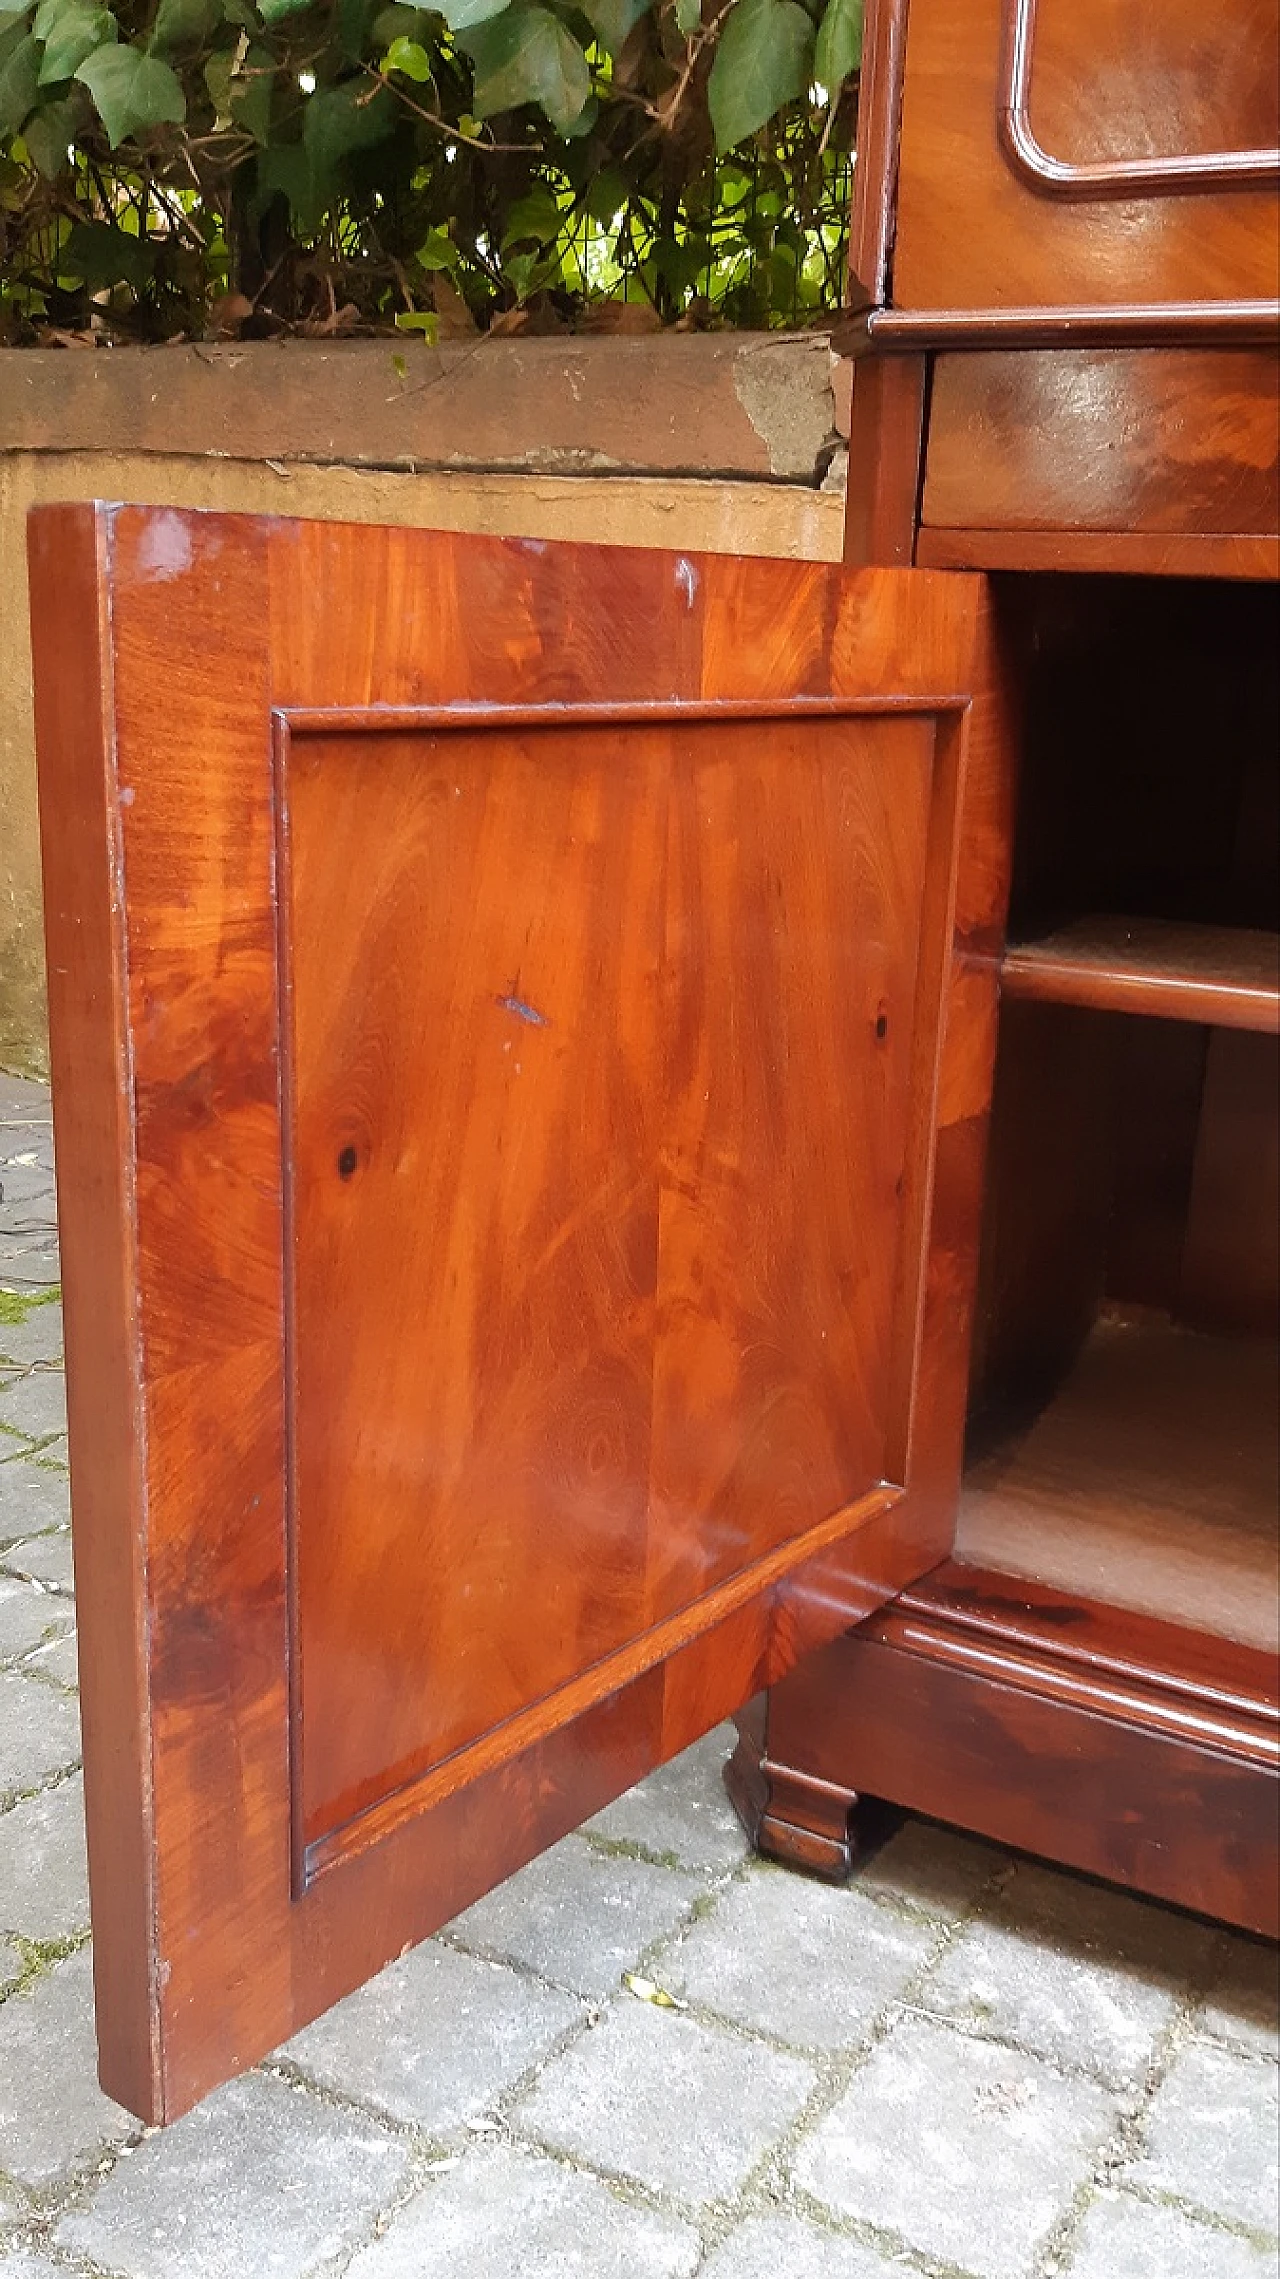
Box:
<box><xmin>28</xmin><ymin>505</ymin><xmax>1012</xmax><ymax>2124</ymax></box>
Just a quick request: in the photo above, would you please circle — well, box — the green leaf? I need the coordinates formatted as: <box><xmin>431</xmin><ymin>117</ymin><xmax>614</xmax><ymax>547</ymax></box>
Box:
<box><xmin>370</xmin><ymin>2</ymin><xmax>422</xmax><ymax>41</ymax></box>
<box><xmin>229</xmin><ymin>42</ymin><xmax>273</xmax><ymax>141</ymax></box>
<box><xmin>583</xmin><ymin>160</ymin><xmax>624</xmax><ymax>221</ymax></box>
<box><xmin>0</xmin><ymin>28</ymin><xmax>39</xmax><ymax>128</ymax></box>
<box><xmin>578</xmin><ymin>0</ymin><xmax>645</xmax><ymax>53</ymax></box>
<box><xmin>203</xmin><ymin>40</ymin><xmax>231</xmax><ymax>114</ymax></box>
<box><xmin>36</xmin><ymin>0</ymin><xmax>115</xmax><ymax>82</ymax></box>
<box><xmin>21</xmin><ymin>81</ymin><xmax>79</xmax><ymax>166</ymax></box>
<box><xmin>674</xmin><ymin>0</ymin><xmax>699</xmax><ymax>26</ymax></box>
<box><xmin>255</xmin><ymin>137</ymin><xmax>326</xmax><ymax>228</ymax></box>
<box><xmin>560</xmin><ymin>86</ymin><xmax>594</xmax><ymax>134</ymax></box>
<box><xmin>63</xmin><ymin>215</ymin><xmax>156</xmax><ymax>287</ymax></box>
<box><xmin>436</xmin><ymin>0</ymin><xmax>509</xmax><ymax>28</ymax></box>
<box><xmin>74</xmin><ymin>42</ymin><xmax>185</xmax><ymax>140</ymax></box>
<box><xmin>707</xmin><ymin>0</ymin><xmax>813</xmax><ymax>151</ymax></box>
<box><xmin>337</xmin><ymin>0</ymin><xmax>373</xmax><ymax>56</ymax></box>
<box><xmin>414</xmin><ymin>222</ymin><xmax>457</xmax><ymax>270</ymax></box>
<box><xmin>302</xmin><ymin>77</ymin><xmax>393</xmax><ymax>167</ymax></box>
<box><xmin>257</xmin><ymin>0</ymin><xmax>310</xmax><ymax>22</ymax></box>
<box><xmin>150</xmin><ymin>0</ymin><xmax>221</xmax><ymax>52</ymax></box>
<box><xmin>813</xmin><ymin>0</ymin><xmax>861</xmax><ymax>90</ymax></box>
<box><xmin>463</xmin><ymin>5</ymin><xmax>589</xmax><ymax>131</ymax></box>
<box><xmin>500</xmin><ymin>181</ymin><xmax>560</xmax><ymax>245</ymax></box>
<box><xmin>0</xmin><ymin>0</ymin><xmax>33</xmax><ymax>17</ymax></box>
<box><xmin>382</xmin><ymin>31</ymin><xmax>429</xmax><ymax>76</ymax></box>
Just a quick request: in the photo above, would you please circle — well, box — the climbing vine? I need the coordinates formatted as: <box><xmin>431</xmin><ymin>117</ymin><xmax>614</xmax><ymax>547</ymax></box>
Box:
<box><xmin>0</xmin><ymin>0</ymin><xmax>861</xmax><ymax>337</ymax></box>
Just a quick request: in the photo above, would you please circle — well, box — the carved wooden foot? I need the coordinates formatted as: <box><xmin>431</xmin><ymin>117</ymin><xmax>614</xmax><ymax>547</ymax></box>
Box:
<box><xmin>724</xmin><ymin>1716</ymin><xmax>860</xmax><ymax>1883</ymax></box>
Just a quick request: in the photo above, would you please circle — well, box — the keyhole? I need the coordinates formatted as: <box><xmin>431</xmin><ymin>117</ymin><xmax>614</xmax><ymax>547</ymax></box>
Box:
<box><xmin>337</xmin><ymin>1144</ymin><xmax>358</xmax><ymax>1180</ymax></box>
<box><xmin>875</xmin><ymin>1012</ymin><xmax>889</xmax><ymax>1040</ymax></box>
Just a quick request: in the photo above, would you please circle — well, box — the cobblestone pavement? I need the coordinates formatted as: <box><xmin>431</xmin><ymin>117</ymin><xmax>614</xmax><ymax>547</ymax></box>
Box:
<box><xmin>1</xmin><ymin>1071</ymin><xmax>1277</xmax><ymax>2279</ymax></box>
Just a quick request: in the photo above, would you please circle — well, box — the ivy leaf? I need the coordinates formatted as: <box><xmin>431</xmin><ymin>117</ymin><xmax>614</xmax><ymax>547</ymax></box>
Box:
<box><xmin>436</xmin><ymin>0</ymin><xmax>510</xmax><ymax>29</ymax></box>
<box><xmin>257</xmin><ymin>0</ymin><xmax>312</xmax><ymax>23</ymax></box>
<box><xmin>414</xmin><ymin>223</ymin><xmax>457</xmax><ymax>270</ymax></box>
<box><xmin>0</xmin><ymin>28</ymin><xmax>39</xmax><ymax>128</ymax></box>
<box><xmin>150</xmin><ymin>0</ymin><xmax>221</xmax><ymax>53</ymax></box>
<box><xmin>36</xmin><ymin>0</ymin><xmax>116</xmax><ymax>83</ymax></box>
<box><xmin>707</xmin><ymin>0</ymin><xmax>813</xmax><ymax>152</ymax></box>
<box><xmin>22</xmin><ymin>81</ymin><xmax>80</xmax><ymax>166</ymax></box>
<box><xmin>74</xmin><ymin>42</ymin><xmax>185</xmax><ymax>140</ymax></box>
<box><xmin>63</xmin><ymin>215</ymin><xmax>156</xmax><ymax>287</ymax></box>
<box><xmin>381</xmin><ymin>32</ymin><xmax>430</xmax><ymax>76</ymax></box>
<box><xmin>230</xmin><ymin>42</ymin><xmax>274</xmax><ymax>142</ymax></box>
<box><xmin>203</xmin><ymin>41</ymin><xmax>232</xmax><ymax>115</ymax></box>
<box><xmin>464</xmin><ymin>5</ymin><xmax>589</xmax><ymax>131</ymax></box>
<box><xmin>370</xmin><ymin>2</ymin><xmax>423</xmax><ymax>40</ymax></box>
<box><xmin>813</xmin><ymin>0</ymin><xmax>861</xmax><ymax>90</ymax></box>
<box><xmin>500</xmin><ymin>181</ymin><xmax>560</xmax><ymax>244</ymax></box>
<box><xmin>578</xmin><ymin>0</ymin><xmax>645</xmax><ymax>54</ymax></box>
<box><xmin>302</xmin><ymin>77</ymin><xmax>393</xmax><ymax>169</ymax></box>
<box><xmin>583</xmin><ymin>159</ymin><xmax>625</xmax><ymax>221</ymax></box>
<box><xmin>337</xmin><ymin>0</ymin><xmax>373</xmax><ymax>57</ymax></box>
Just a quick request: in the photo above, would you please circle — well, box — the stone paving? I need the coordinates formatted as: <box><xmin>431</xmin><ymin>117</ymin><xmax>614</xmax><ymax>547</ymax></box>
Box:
<box><xmin>1</xmin><ymin>1068</ymin><xmax>1277</xmax><ymax>2279</ymax></box>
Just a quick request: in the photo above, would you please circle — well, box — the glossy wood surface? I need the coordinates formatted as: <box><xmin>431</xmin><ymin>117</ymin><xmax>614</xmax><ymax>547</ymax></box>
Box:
<box><xmin>845</xmin><ymin>0</ymin><xmax>908</xmax><ymax>305</ymax></box>
<box><xmin>843</xmin><ymin>353</ymin><xmax>927</xmax><ymax>568</ymax></box>
<box><xmin>922</xmin><ymin>350</ymin><xmax>1280</xmax><ymax>545</ymax></box>
<box><xmin>894</xmin><ymin>0</ymin><xmax>1280</xmax><ymax>313</ymax></box>
<box><xmin>28</xmin><ymin>513</ymin><xmax>157</xmax><ymax>2109</ymax></box>
<box><xmin>286</xmin><ymin>707</ymin><xmax>932</xmax><ymax>1871</ymax></box>
<box><xmin>29</xmin><ymin>504</ymin><xmax>1013</xmax><ymax>2121</ymax></box>
<box><xmin>734</xmin><ymin>1563</ymin><xmax>1279</xmax><ymax>1937</ymax></box>
<box><xmin>917</xmin><ymin>529</ymin><xmax>1280</xmax><ymax>580</ymax></box>
<box><xmin>739</xmin><ymin>565</ymin><xmax>1280</xmax><ymax>1937</ymax></box>
<box><xmin>1002</xmin><ymin>919</ymin><xmax>1280</xmax><ymax>1032</ymax></box>
<box><xmin>999</xmin><ymin>0</ymin><xmax>1280</xmax><ymax>199</ymax></box>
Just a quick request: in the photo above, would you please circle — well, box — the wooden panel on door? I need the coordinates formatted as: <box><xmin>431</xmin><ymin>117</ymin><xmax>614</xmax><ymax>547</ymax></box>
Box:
<box><xmin>893</xmin><ymin>0</ymin><xmax>1280</xmax><ymax>314</ymax></box>
<box><xmin>28</xmin><ymin>506</ymin><xmax>1013</xmax><ymax>2124</ymax></box>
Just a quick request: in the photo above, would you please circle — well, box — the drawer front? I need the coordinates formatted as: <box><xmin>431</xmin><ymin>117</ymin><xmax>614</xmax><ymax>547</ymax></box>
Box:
<box><xmin>919</xmin><ymin>349</ymin><xmax>1280</xmax><ymax>571</ymax></box>
<box><xmin>894</xmin><ymin>0</ymin><xmax>1279</xmax><ymax>315</ymax></box>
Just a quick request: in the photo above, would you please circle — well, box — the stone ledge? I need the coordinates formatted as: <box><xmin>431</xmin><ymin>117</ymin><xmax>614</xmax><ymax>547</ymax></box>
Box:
<box><xmin>0</xmin><ymin>333</ymin><xmax>839</xmax><ymax>485</ymax></box>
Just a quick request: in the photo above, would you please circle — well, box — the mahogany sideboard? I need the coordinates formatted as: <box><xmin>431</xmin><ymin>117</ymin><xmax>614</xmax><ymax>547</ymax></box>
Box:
<box><xmin>728</xmin><ymin>0</ymin><xmax>1280</xmax><ymax>1937</ymax></box>
<box><xmin>26</xmin><ymin>0</ymin><xmax>1278</xmax><ymax>2129</ymax></box>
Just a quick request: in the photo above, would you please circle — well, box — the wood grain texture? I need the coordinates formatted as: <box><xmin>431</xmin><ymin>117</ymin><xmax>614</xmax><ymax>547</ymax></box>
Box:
<box><xmin>843</xmin><ymin>353</ymin><xmax>926</xmax><ymax>568</ymax></box>
<box><xmin>922</xmin><ymin>351</ymin><xmax>1280</xmax><ymax>545</ymax></box>
<box><xmin>846</xmin><ymin>0</ymin><xmax>909</xmax><ymax>305</ymax></box>
<box><xmin>999</xmin><ymin>0</ymin><xmax>1280</xmax><ymax>198</ymax></box>
<box><xmin>286</xmin><ymin>702</ymin><xmax>932</xmax><ymax>1866</ymax></box>
<box><xmin>30</xmin><ymin>506</ymin><xmax>1012</xmax><ymax>2121</ymax></box>
<box><xmin>27</xmin><ymin>508</ymin><xmax>158</xmax><ymax>2122</ymax></box>
<box><xmin>1002</xmin><ymin>918</ymin><xmax>1280</xmax><ymax>1032</ymax></box>
<box><xmin>893</xmin><ymin>0</ymin><xmax>1280</xmax><ymax>312</ymax></box>
<box><xmin>916</xmin><ymin>528</ymin><xmax>1280</xmax><ymax>578</ymax></box>
<box><xmin>739</xmin><ymin>1565</ymin><xmax>1279</xmax><ymax>1937</ymax></box>
<box><xmin>958</xmin><ymin>1314</ymin><xmax>1280</xmax><ymax>1654</ymax></box>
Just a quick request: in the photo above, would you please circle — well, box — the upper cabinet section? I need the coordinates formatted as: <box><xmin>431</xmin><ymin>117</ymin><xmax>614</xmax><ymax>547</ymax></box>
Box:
<box><xmin>889</xmin><ymin>0</ymin><xmax>1279</xmax><ymax>315</ymax></box>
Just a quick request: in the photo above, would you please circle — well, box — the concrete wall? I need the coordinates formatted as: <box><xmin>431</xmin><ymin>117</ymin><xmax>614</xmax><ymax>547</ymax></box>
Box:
<box><xmin>1</xmin><ymin>335</ymin><xmax>845</xmax><ymax>1073</ymax></box>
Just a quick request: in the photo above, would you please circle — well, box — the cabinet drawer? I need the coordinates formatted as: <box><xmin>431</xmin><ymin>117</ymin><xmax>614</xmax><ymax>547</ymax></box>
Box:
<box><xmin>917</xmin><ymin>348</ymin><xmax>1280</xmax><ymax>576</ymax></box>
<box><xmin>893</xmin><ymin>0</ymin><xmax>1279</xmax><ymax>316</ymax></box>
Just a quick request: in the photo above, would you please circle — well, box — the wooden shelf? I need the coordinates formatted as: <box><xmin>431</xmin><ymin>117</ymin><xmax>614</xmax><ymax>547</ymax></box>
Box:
<box><xmin>958</xmin><ymin>1314</ymin><xmax>1280</xmax><ymax>1654</ymax></box>
<box><xmin>1001</xmin><ymin>917</ymin><xmax>1280</xmax><ymax>1032</ymax></box>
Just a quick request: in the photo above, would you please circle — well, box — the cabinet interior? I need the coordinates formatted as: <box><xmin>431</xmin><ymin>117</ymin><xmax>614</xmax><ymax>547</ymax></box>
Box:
<box><xmin>963</xmin><ymin>578</ymin><xmax>1280</xmax><ymax>1652</ymax></box>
